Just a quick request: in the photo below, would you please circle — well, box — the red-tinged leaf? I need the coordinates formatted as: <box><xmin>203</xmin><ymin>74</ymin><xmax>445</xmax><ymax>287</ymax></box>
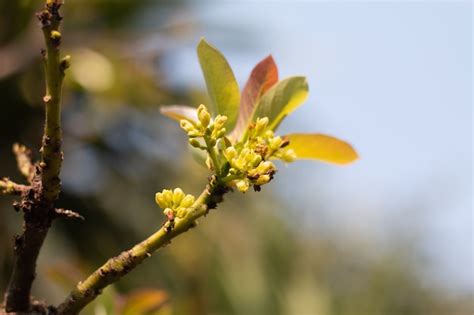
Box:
<box><xmin>159</xmin><ymin>105</ymin><xmax>197</xmax><ymax>123</ymax></box>
<box><xmin>232</xmin><ymin>55</ymin><xmax>278</xmax><ymax>139</ymax></box>
<box><xmin>286</xmin><ymin>133</ymin><xmax>358</xmax><ymax>165</ymax></box>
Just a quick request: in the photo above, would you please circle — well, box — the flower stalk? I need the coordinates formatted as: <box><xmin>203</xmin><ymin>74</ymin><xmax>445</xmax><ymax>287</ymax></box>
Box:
<box><xmin>56</xmin><ymin>177</ymin><xmax>228</xmax><ymax>315</ymax></box>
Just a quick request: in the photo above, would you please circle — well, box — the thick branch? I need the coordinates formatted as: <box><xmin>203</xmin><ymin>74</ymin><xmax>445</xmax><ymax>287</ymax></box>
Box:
<box><xmin>4</xmin><ymin>1</ymin><xmax>67</xmax><ymax>312</ymax></box>
<box><xmin>38</xmin><ymin>1</ymin><xmax>67</xmax><ymax>204</ymax></box>
<box><xmin>56</xmin><ymin>178</ymin><xmax>228</xmax><ymax>315</ymax></box>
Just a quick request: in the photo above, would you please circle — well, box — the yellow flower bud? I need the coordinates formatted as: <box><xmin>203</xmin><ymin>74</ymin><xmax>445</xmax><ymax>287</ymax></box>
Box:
<box><xmin>172</xmin><ymin>188</ymin><xmax>185</xmax><ymax>206</ymax></box>
<box><xmin>255</xmin><ymin>117</ymin><xmax>269</xmax><ymax>134</ymax></box>
<box><xmin>281</xmin><ymin>148</ymin><xmax>297</xmax><ymax>162</ymax></box>
<box><xmin>269</xmin><ymin>136</ymin><xmax>283</xmax><ymax>150</ymax></box>
<box><xmin>214</xmin><ymin>115</ymin><xmax>228</xmax><ymax>130</ymax></box>
<box><xmin>189</xmin><ymin>139</ymin><xmax>201</xmax><ymax>148</ymax></box>
<box><xmin>162</xmin><ymin>189</ymin><xmax>173</xmax><ymax>206</ymax></box>
<box><xmin>255</xmin><ymin>174</ymin><xmax>271</xmax><ymax>185</ymax></box>
<box><xmin>235</xmin><ymin>179</ymin><xmax>250</xmax><ymax>193</ymax></box>
<box><xmin>181</xmin><ymin>194</ymin><xmax>195</xmax><ymax>208</ymax></box>
<box><xmin>257</xmin><ymin>161</ymin><xmax>274</xmax><ymax>173</ymax></box>
<box><xmin>224</xmin><ymin>147</ymin><xmax>237</xmax><ymax>161</ymax></box>
<box><xmin>214</xmin><ymin>128</ymin><xmax>226</xmax><ymax>139</ymax></box>
<box><xmin>264</xmin><ymin>130</ymin><xmax>274</xmax><ymax>139</ymax></box>
<box><xmin>197</xmin><ymin>104</ymin><xmax>211</xmax><ymax>127</ymax></box>
<box><xmin>155</xmin><ymin>192</ymin><xmax>167</xmax><ymax>209</ymax></box>
<box><xmin>180</xmin><ymin>120</ymin><xmax>195</xmax><ymax>133</ymax></box>
<box><xmin>250</xmin><ymin>154</ymin><xmax>262</xmax><ymax>167</ymax></box>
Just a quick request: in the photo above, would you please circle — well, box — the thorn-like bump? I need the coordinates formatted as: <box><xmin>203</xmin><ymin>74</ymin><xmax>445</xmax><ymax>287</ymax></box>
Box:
<box><xmin>60</xmin><ymin>55</ymin><xmax>71</xmax><ymax>72</ymax></box>
<box><xmin>54</xmin><ymin>208</ymin><xmax>85</xmax><ymax>221</ymax></box>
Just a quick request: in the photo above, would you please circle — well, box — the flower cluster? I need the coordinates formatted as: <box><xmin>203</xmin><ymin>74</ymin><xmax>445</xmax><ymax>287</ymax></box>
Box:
<box><xmin>179</xmin><ymin>104</ymin><xmax>296</xmax><ymax>193</ymax></box>
<box><xmin>222</xmin><ymin>117</ymin><xmax>296</xmax><ymax>192</ymax></box>
<box><xmin>180</xmin><ymin>105</ymin><xmax>227</xmax><ymax>144</ymax></box>
<box><xmin>155</xmin><ymin>188</ymin><xmax>195</xmax><ymax>220</ymax></box>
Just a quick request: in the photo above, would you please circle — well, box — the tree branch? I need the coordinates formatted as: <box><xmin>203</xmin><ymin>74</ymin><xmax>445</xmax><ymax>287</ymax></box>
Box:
<box><xmin>4</xmin><ymin>1</ymin><xmax>68</xmax><ymax>312</ymax></box>
<box><xmin>12</xmin><ymin>144</ymin><xmax>36</xmax><ymax>184</ymax></box>
<box><xmin>38</xmin><ymin>0</ymin><xmax>67</xmax><ymax>204</ymax></box>
<box><xmin>0</xmin><ymin>178</ymin><xmax>29</xmax><ymax>196</ymax></box>
<box><xmin>56</xmin><ymin>178</ymin><xmax>228</xmax><ymax>315</ymax></box>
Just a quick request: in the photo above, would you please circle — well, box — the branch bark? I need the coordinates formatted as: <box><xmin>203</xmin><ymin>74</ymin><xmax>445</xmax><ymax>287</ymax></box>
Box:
<box><xmin>12</xmin><ymin>144</ymin><xmax>35</xmax><ymax>184</ymax></box>
<box><xmin>0</xmin><ymin>179</ymin><xmax>29</xmax><ymax>196</ymax></box>
<box><xmin>4</xmin><ymin>1</ymin><xmax>67</xmax><ymax>312</ymax></box>
<box><xmin>56</xmin><ymin>178</ymin><xmax>228</xmax><ymax>315</ymax></box>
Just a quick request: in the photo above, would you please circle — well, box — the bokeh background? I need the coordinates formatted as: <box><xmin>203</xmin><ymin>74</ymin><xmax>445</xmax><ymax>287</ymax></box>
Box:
<box><xmin>0</xmin><ymin>1</ymin><xmax>472</xmax><ymax>314</ymax></box>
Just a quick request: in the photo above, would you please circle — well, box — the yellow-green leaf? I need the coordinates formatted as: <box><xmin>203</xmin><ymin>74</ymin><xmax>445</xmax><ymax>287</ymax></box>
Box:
<box><xmin>251</xmin><ymin>76</ymin><xmax>308</xmax><ymax>131</ymax></box>
<box><xmin>159</xmin><ymin>105</ymin><xmax>197</xmax><ymax>123</ymax></box>
<box><xmin>197</xmin><ymin>38</ymin><xmax>240</xmax><ymax>131</ymax></box>
<box><xmin>286</xmin><ymin>133</ymin><xmax>358</xmax><ymax>165</ymax></box>
<box><xmin>120</xmin><ymin>289</ymin><xmax>170</xmax><ymax>315</ymax></box>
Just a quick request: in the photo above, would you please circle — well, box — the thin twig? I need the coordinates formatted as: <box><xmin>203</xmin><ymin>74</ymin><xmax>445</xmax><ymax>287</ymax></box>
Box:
<box><xmin>54</xmin><ymin>208</ymin><xmax>84</xmax><ymax>221</ymax></box>
<box><xmin>56</xmin><ymin>178</ymin><xmax>228</xmax><ymax>315</ymax></box>
<box><xmin>12</xmin><ymin>144</ymin><xmax>35</xmax><ymax>184</ymax></box>
<box><xmin>0</xmin><ymin>179</ymin><xmax>29</xmax><ymax>196</ymax></box>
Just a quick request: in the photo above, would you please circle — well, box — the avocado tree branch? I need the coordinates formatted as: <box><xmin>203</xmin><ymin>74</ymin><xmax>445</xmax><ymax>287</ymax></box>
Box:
<box><xmin>3</xmin><ymin>0</ymin><xmax>69</xmax><ymax>312</ymax></box>
<box><xmin>56</xmin><ymin>177</ymin><xmax>228</xmax><ymax>315</ymax></box>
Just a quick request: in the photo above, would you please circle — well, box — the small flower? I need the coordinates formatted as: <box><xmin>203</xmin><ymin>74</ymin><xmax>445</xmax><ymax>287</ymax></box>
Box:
<box><xmin>155</xmin><ymin>188</ymin><xmax>196</xmax><ymax>220</ymax></box>
<box><xmin>197</xmin><ymin>104</ymin><xmax>211</xmax><ymax>127</ymax></box>
<box><xmin>254</xmin><ymin>117</ymin><xmax>269</xmax><ymax>135</ymax></box>
<box><xmin>235</xmin><ymin>179</ymin><xmax>250</xmax><ymax>193</ymax></box>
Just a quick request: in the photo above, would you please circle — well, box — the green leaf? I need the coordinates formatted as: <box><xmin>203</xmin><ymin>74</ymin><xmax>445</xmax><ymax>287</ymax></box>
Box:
<box><xmin>286</xmin><ymin>133</ymin><xmax>358</xmax><ymax>165</ymax></box>
<box><xmin>159</xmin><ymin>105</ymin><xmax>197</xmax><ymax>123</ymax></box>
<box><xmin>197</xmin><ymin>38</ymin><xmax>240</xmax><ymax>131</ymax></box>
<box><xmin>250</xmin><ymin>76</ymin><xmax>308</xmax><ymax>131</ymax></box>
<box><xmin>232</xmin><ymin>55</ymin><xmax>278</xmax><ymax>139</ymax></box>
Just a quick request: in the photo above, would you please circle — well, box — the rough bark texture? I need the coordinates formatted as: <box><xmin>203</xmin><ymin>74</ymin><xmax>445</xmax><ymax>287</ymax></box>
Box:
<box><xmin>3</xmin><ymin>1</ymin><xmax>67</xmax><ymax>312</ymax></box>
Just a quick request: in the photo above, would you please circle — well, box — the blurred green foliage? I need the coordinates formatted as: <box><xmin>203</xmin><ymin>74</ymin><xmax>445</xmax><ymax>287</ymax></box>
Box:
<box><xmin>0</xmin><ymin>1</ymin><xmax>471</xmax><ymax>315</ymax></box>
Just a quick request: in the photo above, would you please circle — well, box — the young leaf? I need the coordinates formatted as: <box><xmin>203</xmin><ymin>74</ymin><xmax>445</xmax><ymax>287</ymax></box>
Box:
<box><xmin>232</xmin><ymin>55</ymin><xmax>278</xmax><ymax>139</ymax></box>
<box><xmin>251</xmin><ymin>76</ymin><xmax>308</xmax><ymax>131</ymax></box>
<box><xmin>160</xmin><ymin>105</ymin><xmax>198</xmax><ymax>123</ymax></box>
<box><xmin>197</xmin><ymin>38</ymin><xmax>240</xmax><ymax>131</ymax></box>
<box><xmin>286</xmin><ymin>133</ymin><xmax>358</xmax><ymax>165</ymax></box>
